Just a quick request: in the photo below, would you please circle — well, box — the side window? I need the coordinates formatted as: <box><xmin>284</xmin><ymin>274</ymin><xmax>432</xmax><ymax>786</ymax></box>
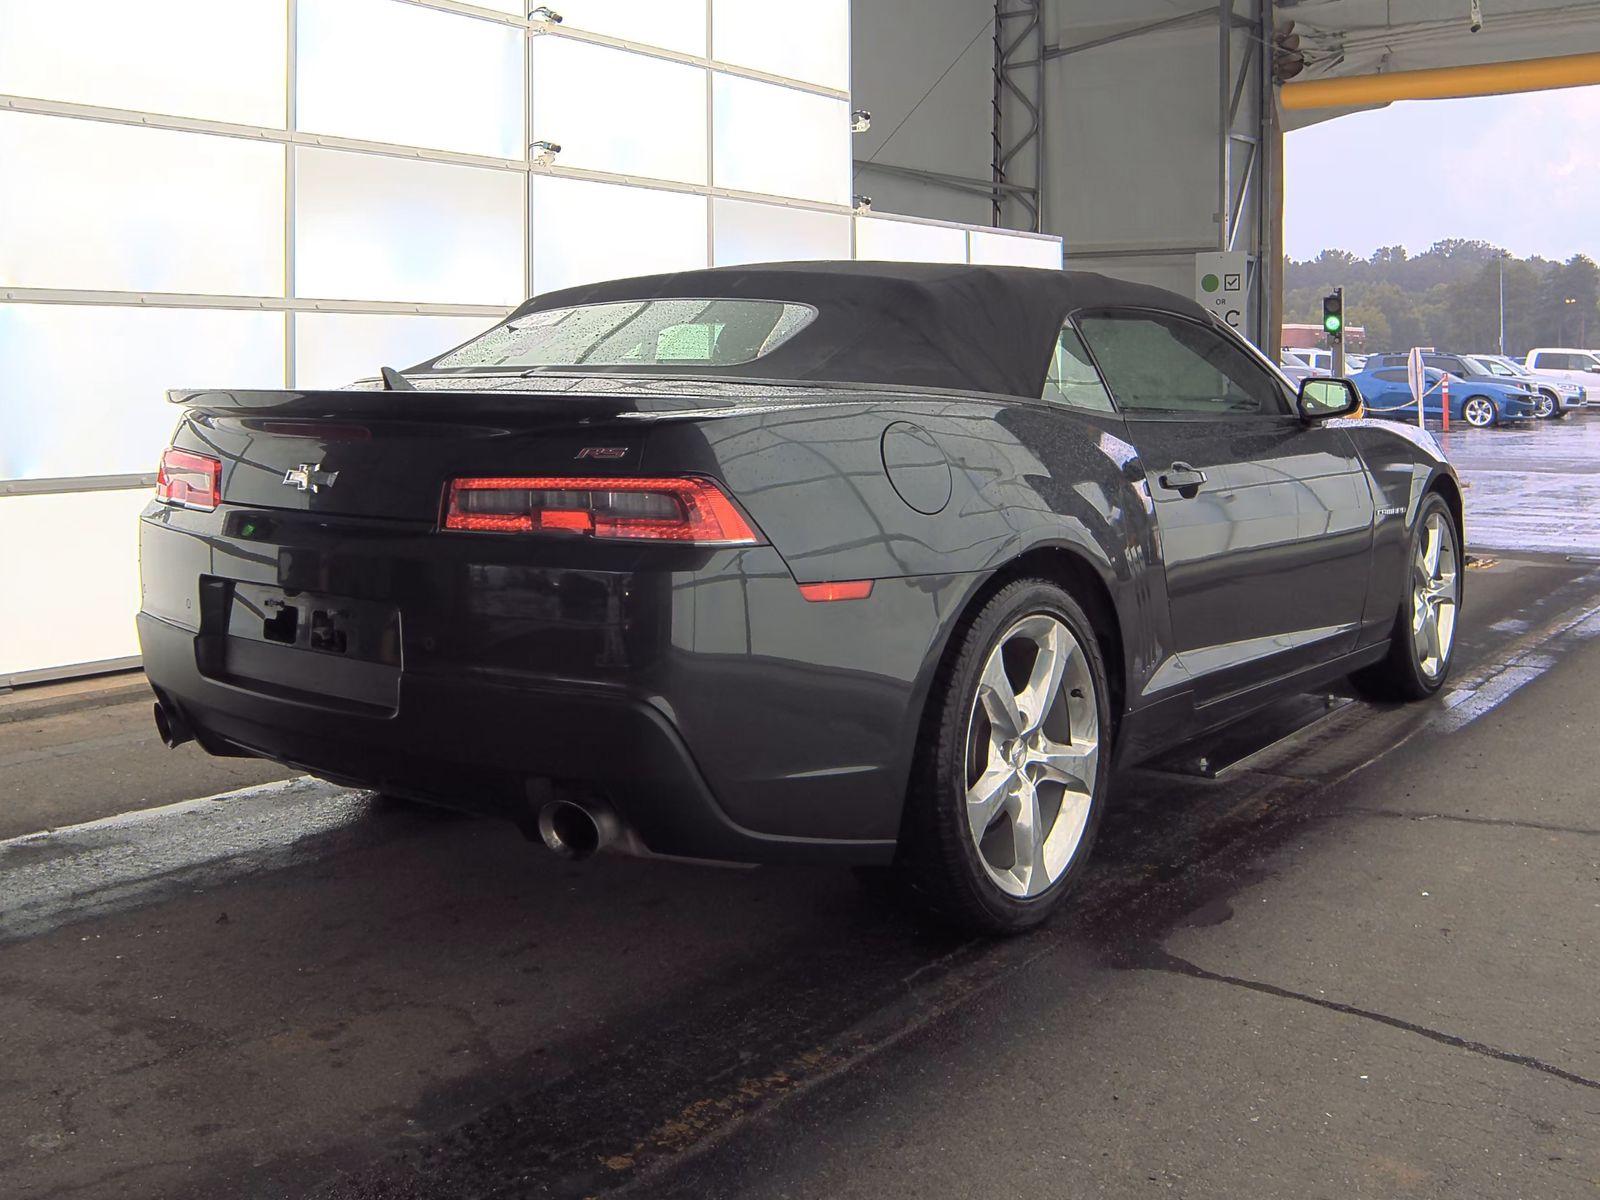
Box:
<box><xmin>1075</xmin><ymin>311</ymin><xmax>1288</xmax><ymax>416</ymax></box>
<box><xmin>1374</xmin><ymin>368</ymin><xmax>1408</xmax><ymax>382</ymax></box>
<box><xmin>1041</xmin><ymin>324</ymin><xmax>1116</xmax><ymax>413</ymax></box>
<box><xmin>1543</xmin><ymin>353</ymin><xmax>1574</xmax><ymax>370</ymax></box>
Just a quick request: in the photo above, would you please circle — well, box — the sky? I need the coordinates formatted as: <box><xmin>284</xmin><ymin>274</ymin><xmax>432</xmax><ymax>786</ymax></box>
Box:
<box><xmin>1283</xmin><ymin>83</ymin><xmax>1600</xmax><ymax>264</ymax></box>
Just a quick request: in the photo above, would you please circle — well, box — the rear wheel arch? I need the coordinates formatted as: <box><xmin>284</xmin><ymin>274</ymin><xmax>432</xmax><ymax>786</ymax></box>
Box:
<box><xmin>901</xmin><ymin>545</ymin><xmax>1127</xmax><ymax>799</ymax></box>
<box><xmin>978</xmin><ymin>547</ymin><xmax>1126</xmax><ymax>723</ymax></box>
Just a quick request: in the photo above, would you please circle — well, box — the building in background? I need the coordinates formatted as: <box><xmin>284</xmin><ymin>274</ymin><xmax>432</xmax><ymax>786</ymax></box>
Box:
<box><xmin>0</xmin><ymin>0</ymin><xmax>1061</xmax><ymax>685</ymax></box>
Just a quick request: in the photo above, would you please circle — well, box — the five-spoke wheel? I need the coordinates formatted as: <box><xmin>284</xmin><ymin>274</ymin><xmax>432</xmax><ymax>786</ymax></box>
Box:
<box><xmin>966</xmin><ymin>614</ymin><xmax>1099</xmax><ymax>899</ymax></box>
<box><xmin>1461</xmin><ymin>396</ymin><xmax>1497</xmax><ymax>428</ymax></box>
<box><xmin>1352</xmin><ymin>491</ymin><xmax>1462</xmax><ymax>701</ymax></box>
<box><xmin>1411</xmin><ymin>508</ymin><xmax>1460</xmax><ymax>681</ymax></box>
<box><xmin>898</xmin><ymin>579</ymin><xmax>1110</xmax><ymax>934</ymax></box>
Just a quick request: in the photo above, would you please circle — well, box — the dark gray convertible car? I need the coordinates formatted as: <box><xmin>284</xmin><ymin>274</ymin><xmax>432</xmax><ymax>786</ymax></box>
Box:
<box><xmin>138</xmin><ymin>262</ymin><xmax>1463</xmax><ymax>933</ymax></box>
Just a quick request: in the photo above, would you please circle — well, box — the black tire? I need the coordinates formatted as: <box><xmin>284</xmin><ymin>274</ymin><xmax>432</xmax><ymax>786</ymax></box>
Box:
<box><xmin>1461</xmin><ymin>395</ymin><xmax>1497</xmax><ymax>428</ymax></box>
<box><xmin>895</xmin><ymin>578</ymin><xmax>1112</xmax><ymax>935</ymax></box>
<box><xmin>1350</xmin><ymin>492</ymin><xmax>1462</xmax><ymax>702</ymax></box>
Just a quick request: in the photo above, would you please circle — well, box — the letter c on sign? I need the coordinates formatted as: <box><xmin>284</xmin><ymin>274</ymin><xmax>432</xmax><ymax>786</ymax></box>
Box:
<box><xmin>1224</xmin><ymin>308</ymin><xmax>1241</xmax><ymax>328</ymax></box>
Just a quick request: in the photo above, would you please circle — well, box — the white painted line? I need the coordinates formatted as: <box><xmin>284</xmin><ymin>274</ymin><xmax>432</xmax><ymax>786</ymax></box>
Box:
<box><xmin>0</xmin><ymin>776</ymin><xmax>371</xmax><ymax>943</ymax></box>
<box><xmin>0</xmin><ymin>775</ymin><xmax>310</xmax><ymax>848</ymax></box>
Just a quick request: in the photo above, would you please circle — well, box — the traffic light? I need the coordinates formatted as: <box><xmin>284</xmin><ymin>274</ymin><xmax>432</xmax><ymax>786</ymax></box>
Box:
<box><xmin>1322</xmin><ymin>290</ymin><xmax>1344</xmax><ymax>341</ymax></box>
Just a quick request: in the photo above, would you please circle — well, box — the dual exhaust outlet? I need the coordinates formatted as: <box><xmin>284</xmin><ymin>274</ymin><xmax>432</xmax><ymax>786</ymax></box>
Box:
<box><xmin>535</xmin><ymin>797</ymin><xmax>622</xmax><ymax>861</ymax></box>
<box><xmin>152</xmin><ymin>699</ymin><xmax>195</xmax><ymax>750</ymax></box>
<box><xmin>153</xmin><ymin>699</ymin><xmax>623</xmax><ymax>862</ymax></box>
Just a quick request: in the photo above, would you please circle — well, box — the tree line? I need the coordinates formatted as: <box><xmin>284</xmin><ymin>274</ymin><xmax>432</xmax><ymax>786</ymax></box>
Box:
<box><xmin>1284</xmin><ymin>239</ymin><xmax>1600</xmax><ymax>355</ymax></box>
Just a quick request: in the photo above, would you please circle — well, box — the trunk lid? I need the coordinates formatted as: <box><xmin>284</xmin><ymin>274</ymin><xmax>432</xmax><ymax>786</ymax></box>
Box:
<box><xmin>171</xmin><ymin>375</ymin><xmax>839</xmax><ymax>523</ymax></box>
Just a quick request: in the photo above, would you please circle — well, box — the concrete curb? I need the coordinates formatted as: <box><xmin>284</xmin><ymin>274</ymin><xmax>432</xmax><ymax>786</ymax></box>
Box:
<box><xmin>0</xmin><ymin>676</ymin><xmax>152</xmax><ymax>725</ymax></box>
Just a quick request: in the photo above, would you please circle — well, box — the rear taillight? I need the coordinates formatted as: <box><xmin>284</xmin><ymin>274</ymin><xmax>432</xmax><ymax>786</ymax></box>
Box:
<box><xmin>442</xmin><ymin>476</ymin><xmax>762</xmax><ymax>545</ymax></box>
<box><xmin>156</xmin><ymin>448</ymin><xmax>222</xmax><ymax>512</ymax></box>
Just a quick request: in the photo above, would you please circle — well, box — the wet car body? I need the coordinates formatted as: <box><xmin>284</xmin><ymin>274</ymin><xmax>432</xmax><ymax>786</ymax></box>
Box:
<box><xmin>138</xmin><ymin>263</ymin><xmax>1461</xmax><ymax>874</ymax></box>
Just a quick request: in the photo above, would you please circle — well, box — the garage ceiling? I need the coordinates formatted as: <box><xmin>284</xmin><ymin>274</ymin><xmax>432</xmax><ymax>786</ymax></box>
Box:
<box><xmin>1051</xmin><ymin>1</ymin><xmax>1600</xmax><ymax>129</ymax></box>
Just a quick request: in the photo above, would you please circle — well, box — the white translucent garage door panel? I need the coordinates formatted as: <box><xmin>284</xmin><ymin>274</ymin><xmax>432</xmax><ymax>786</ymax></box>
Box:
<box><xmin>296</xmin><ymin>0</ymin><xmax>523</xmax><ymax>158</ymax></box>
<box><xmin>712</xmin><ymin>76</ymin><xmax>850</xmax><ymax>205</ymax></box>
<box><xmin>0</xmin><ymin>0</ymin><xmax>288</xmax><ymax>127</ymax></box>
<box><xmin>0</xmin><ymin>114</ymin><xmax>285</xmax><ymax>296</ymax></box>
<box><xmin>968</xmin><ymin>230</ymin><xmax>1064</xmax><ymax>270</ymax></box>
<box><xmin>713</xmin><ymin>199</ymin><xmax>851</xmax><ymax>266</ymax></box>
<box><xmin>294</xmin><ymin>147</ymin><xmax>525</xmax><ymax>306</ymax></box>
<box><xmin>531</xmin><ymin>177</ymin><xmax>707</xmax><ymax>294</ymax></box>
<box><xmin>855</xmin><ymin>218</ymin><xmax>967</xmax><ymax>264</ymax></box>
<box><xmin>532</xmin><ymin>39</ymin><xmax>707</xmax><ymax>184</ymax></box>
<box><xmin>0</xmin><ymin>490</ymin><xmax>149</xmax><ymax>676</ymax></box>
<box><xmin>713</xmin><ymin>0</ymin><xmax>848</xmax><ymax>90</ymax></box>
<box><xmin>294</xmin><ymin>312</ymin><xmax>502</xmax><ymax>389</ymax></box>
<box><xmin>555</xmin><ymin>0</ymin><xmax>707</xmax><ymax>56</ymax></box>
<box><xmin>0</xmin><ymin>304</ymin><xmax>284</xmax><ymax>482</ymax></box>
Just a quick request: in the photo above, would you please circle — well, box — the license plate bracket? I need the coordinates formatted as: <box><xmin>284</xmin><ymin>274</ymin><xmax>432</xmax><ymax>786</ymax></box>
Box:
<box><xmin>197</xmin><ymin>579</ymin><xmax>402</xmax><ymax>713</ymax></box>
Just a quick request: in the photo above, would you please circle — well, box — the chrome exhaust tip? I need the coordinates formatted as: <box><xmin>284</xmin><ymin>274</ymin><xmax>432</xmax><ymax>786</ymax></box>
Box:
<box><xmin>152</xmin><ymin>700</ymin><xmax>194</xmax><ymax>749</ymax></box>
<box><xmin>536</xmin><ymin>799</ymin><xmax>618</xmax><ymax>861</ymax></box>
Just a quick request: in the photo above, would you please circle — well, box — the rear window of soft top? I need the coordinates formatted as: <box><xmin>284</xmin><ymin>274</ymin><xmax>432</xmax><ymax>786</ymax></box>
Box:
<box><xmin>431</xmin><ymin>299</ymin><xmax>816</xmax><ymax>371</ymax></box>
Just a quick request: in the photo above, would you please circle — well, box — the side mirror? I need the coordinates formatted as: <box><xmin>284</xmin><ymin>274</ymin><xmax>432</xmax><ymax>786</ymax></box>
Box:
<box><xmin>1298</xmin><ymin>377</ymin><xmax>1360</xmax><ymax>421</ymax></box>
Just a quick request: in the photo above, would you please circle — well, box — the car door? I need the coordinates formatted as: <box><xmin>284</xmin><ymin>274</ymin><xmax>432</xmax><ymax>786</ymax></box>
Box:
<box><xmin>1074</xmin><ymin>309</ymin><xmax>1375</xmax><ymax>703</ymax></box>
<box><xmin>1362</xmin><ymin>367</ymin><xmax>1415</xmax><ymax>418</ymax></box>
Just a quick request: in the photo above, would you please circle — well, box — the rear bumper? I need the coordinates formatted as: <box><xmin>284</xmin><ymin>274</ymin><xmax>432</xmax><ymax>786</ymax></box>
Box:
<box><xmin>139</xmin><ymin>611</ymin><xmax>894</xmax><ymax>865</ymax></box>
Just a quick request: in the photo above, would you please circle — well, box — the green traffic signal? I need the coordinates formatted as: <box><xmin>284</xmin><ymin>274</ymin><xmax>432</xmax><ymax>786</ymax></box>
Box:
<box><xmin>1322</xmin><ymin>292</ymin><xmax>1344</xmax><ymax>339</ymax></box>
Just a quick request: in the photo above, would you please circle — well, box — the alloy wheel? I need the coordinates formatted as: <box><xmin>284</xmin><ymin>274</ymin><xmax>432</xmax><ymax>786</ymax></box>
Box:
<box><xmin>1535</xmin><ymin>393</ymin><xmax>1556</xmax><ymax>419</ymax></box>
<box><xmin>964</xmin><ymin>614</ymin><xmax>1099</xmax><ymax>899</ymax></box>
<box><xmin>1462</xmin><ymin>397</ymin><xmax>1496</xmax><ymax>427</ymax></box>
<box><xmin>1412</xmin><ymin>511</ymin><xmax>1460</xmax><ymax>680</ymax></box>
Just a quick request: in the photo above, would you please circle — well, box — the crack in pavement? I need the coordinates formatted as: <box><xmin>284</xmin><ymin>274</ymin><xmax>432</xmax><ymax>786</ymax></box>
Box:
<box><xmin>1130</xmin><ymin>948</ymin><xmax>1600</xmax><ymax>1093</ymax></box>
<box><xmin>1338</xmin><ymin>807</ymin><xmax>1600</xmax><ymax>837</ymax></box>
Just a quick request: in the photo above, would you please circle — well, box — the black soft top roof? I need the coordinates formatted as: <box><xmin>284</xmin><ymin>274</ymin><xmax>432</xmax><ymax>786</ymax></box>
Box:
<box><xmin>508</xmin><ymin>260</ymin><xmax>1212</xmax><ymax>399</ymax></box>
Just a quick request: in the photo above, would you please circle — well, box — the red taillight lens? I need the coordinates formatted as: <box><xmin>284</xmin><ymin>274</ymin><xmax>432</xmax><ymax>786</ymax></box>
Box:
<box><xmin>443</xmin><ymin>476</ymin><xmax>762</xmax><ymax>545</ymax></box>
<box><xmin>156</xmin><ymin>448</ymin><xmax>222</xmax><ymax>512</ymax></box>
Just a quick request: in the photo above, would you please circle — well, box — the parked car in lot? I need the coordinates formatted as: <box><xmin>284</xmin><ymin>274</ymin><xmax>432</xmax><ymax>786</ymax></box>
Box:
<box><xmin>138</xmin><ymin>262</ymin><xmax>1464</xmax><ymax>933</ymax></box>
<box><xmin>1351</xmin><ymin>362</ymin><xmax>1537</xmax><ymax>426</ymax></box>
<box><xmin>1468</xmin><ymin>354</ymin><xmax>1584</xmax><ymax>418</ymax></box>
<box><xmin>1279</xmin><ymin>349</ymin><xmax>1320</xmax><ymax>383</ymax></box>
<box><xmin>1295</xmin><ymin>347</ymin><xmax>1334</xmax><ymax>373</ymax></box>
<box><xmin>1368</xmin><ymin>351</ymin><xmax>1542</xmax><ymax>417</ymax></box>
<box><xmin>1283</xmin><ymin>348</ymin><xmax>1361</xmax><ymax>378</ymax></box>
<box><xmin>1524</xmin><ymin>348</ymin><xmax>1600</xmax><ymax>402</ymax></box>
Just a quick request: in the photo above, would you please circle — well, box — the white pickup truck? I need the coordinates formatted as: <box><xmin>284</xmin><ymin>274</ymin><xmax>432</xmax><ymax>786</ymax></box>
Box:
<box><xmin>1523</xmin><ymin>348</ymin><xmax>1600</xmax><ymax>405</ymax></box>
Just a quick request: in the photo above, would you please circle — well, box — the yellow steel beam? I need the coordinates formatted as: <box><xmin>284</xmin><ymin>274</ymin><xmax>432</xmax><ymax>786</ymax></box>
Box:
<box><xmin>1281</xmin><ymin>51</ymin><xmax>1600</xmax><ymax>110</ymax></box>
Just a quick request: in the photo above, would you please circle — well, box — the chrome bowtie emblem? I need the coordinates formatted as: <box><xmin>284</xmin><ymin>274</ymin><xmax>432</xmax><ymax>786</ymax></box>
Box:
<box><xmin>282</xmin><ymin>463</ymin><xmax>339</xmax><ymax>493</ymax></box>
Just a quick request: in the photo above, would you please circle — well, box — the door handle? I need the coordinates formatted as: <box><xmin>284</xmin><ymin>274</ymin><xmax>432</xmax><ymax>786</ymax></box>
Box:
<box><xmin>1157</xmin><ymin>462</ymin><xmax>1208</xmax><ymax>498</ymax></box>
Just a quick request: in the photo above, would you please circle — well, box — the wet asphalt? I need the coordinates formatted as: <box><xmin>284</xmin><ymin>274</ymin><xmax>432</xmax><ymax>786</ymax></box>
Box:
<box><xmin>2</xmin><ymin>416</ymin><xmax>1598</xmax><ymax>1199</ymax></box>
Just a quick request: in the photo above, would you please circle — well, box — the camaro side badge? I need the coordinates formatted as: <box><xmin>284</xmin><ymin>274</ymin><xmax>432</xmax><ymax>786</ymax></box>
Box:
<box><xmin>283</xmin><ymin>463</ymin><xmax>339</xmax><ymax>493</ymax></box>
<box><xmin>575</xmin><ymin>447</ymin><xmax>629</xmax><ymax>460</ymax></box>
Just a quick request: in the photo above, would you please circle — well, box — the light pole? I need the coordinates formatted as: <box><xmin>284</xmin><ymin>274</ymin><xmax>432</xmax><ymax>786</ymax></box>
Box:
<box><xmin>1497</xmin><ymin>253</ymin><xmax>1505</xmax><ymax>355</ymax></box>
<box><xmin>1564</xmin><ymin>296</ymin><xmax>1577</xmax><ymax>344</ymax></box>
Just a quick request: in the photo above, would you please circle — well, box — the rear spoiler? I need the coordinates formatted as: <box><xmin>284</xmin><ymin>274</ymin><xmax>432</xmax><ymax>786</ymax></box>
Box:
<box><xmin>166</xmin><ymin>387</ymin><xmax>658</xmax><ymax>422</ymax></box>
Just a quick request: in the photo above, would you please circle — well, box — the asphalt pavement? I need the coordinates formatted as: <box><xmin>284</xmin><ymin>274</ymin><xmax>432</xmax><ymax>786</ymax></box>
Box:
<box><xmin>2</xmin><ymin>418</ymin><xmax>1598</xmax><ymax>1199</ymax></box>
